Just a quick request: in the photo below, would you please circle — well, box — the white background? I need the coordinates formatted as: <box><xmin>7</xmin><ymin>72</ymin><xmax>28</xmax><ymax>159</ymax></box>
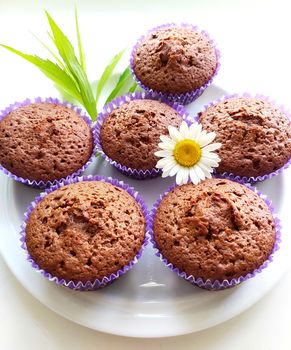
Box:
<box><xmin>0</xmin><ymin>0</ymin><xmax>291</xmax><ymax>349</ymax></box>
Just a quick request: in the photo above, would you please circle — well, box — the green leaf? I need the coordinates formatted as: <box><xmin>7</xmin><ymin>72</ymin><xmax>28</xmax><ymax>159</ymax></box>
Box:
<box><xmin>1</xmin><ymin>9</ymin><xmax>138</xmax><ymax>121</ymax></box>
<box><xmin>32</xmin><ymin>31</ymin><xmax>79</xmax><ymax>88</ymax></box>
<box><xmin>45</xmin><ymin>11</ymin><xmax>97</xmax><ymax>119</ymax></box>
<box><xmin>75</xmin><ymin>4</ymin><xmax>86</xmax><ymax>72</ymax></box>
<box><xmin>30</xmin><ymin>32</ymin><xmax>65</xmax><ymax>70</ymax></box>
<box><xmin>105</xmin><ymin>66</ymin><xmax>135</xmax><ymax>104</ymax></box>
<box><xmin>96</xmin><ymin>48</ymin><xmax>125</xmax><ymax>104</ymax></box>
<box><xmin>0</xmin><ymin>44</ymin><xmax>83</xmax><ymax>103</ymax></box>
<box><xmin>43</xmin><ymin>30</ymin><xmax>78</xmax><ymax>86</ymax></box>
<box><xmin>128</xmin><ymin>82</ymin><xmax>138</xmax><ymax>93</ymax></box>
<box><xmin>47</xmin><ymin>31</ymin><xmax>57</xmax><ymax>46</ymax></box>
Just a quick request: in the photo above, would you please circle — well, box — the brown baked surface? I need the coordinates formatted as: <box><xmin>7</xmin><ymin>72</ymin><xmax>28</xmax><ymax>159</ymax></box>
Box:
<box><xmin>153</xmin><ymin>178</ymin><xmax>276</xmax><ymax>281</ymax></box>
<box><xmin>133</xmin><ymin>26</ymin><xmax>217</xmax><ymax>94</ymax></box>
<box><xmin>198</xmin><ymin>97</ymin><xmax>291</xmax><ymax>177</ymax></box>
<box><xmin>0</xmin><ymin>103</ymin><xmax>93</xmax><ymax>181</ymax></box>
<box><xmin>100</xmin><ymin>99</ymin><xmax>182</xmax><ymax>170</ymax></box>
<box><xmin>26</xmin><ymin>181</ymin><xmax>146</xmax><ymax>282</ymax></box>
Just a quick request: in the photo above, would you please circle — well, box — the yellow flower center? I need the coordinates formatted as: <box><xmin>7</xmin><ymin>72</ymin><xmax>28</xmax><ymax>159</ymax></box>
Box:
<box><xmin>173</xmin><ymin>139</ymin><xmax>202</xmax><ymax>167</ymax></box>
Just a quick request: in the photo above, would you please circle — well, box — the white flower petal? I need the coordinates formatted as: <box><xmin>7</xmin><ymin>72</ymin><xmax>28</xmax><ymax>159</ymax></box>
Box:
<box><xmin>193</xmin><ymin>164</ymin><xmax>206</xmax><ymax>180</ymax></box>
<box><xmin>196</xmin><ymin>163</ymin><xmax>213</xmax><ymax>178</ymax></box>
<box><xmin>161</xmin><ymin>161</ymin><xmax>178</xmax><ymax>177</ymax></box>
<box><xmin>158</xmin><ymin>141</ymin><xmax>175</xmax><ymax>151</ymax></box>
<box><xmin>154</xmin><ymin>150</ymin><xmax>172</xmax><ymax>158</ymax></box>
<box><xmin>177</xmin><ymin>167</ymin><xmax>190</xmax><ymax>185</ymax></box>
<box><xmin>184</xmin><ymin>168</ymin><xmax>191</xmax><ymax>184</ymax></box>
<box><xmin>194</xmin><ymin>129</ymin><xmax>205</xmax><ymax>142</ymax></box>
<box><xmin>202</xmin><ymin>152</ymin><xmax>221</xmax><ymax>162</ymax></box>
<box><xmin>189</xmin><ymin>123</ymin><xmax>202</xmax><ymax>139</ymax></box>
<box><xmin>160</xmin><ymin>134</ymin><xmax>175</xmax><ymax>146</ymax></box>
<box><xmin>176</xmin><ymin>169</ymin><xmax>187</xmax><ymax>185</ymax></box>
<box><xmin>169</xmin><ymin>163</ymin><xmax>181</xmax><ymax>177</ymax></box>
<box><xmin>189</xmin><ymin>168</ymin><xmax>200</xmax><ymax>185</ymax></box>
<box><xmin>168</xmin><ymin>125</ymin><xmax>183</xmax><ymax>142</ymax></box>
<box><xmin>197</xmin><ymin>132</ymin><xmax>216</xmax><ymax>147</ymax></box>
<box><xmin>202</xmin><ymin>151</ymin><xmax>220</xmax><ymax>158</ymax></box>
<box><xmin>163</xmin><ymin>159</ymin><xmax>178</xmax><ymax>173</ymax></box>
<box><xmin>162</xmin><ymin>168</ymin><xmax>173</xmax><ymax>177</ymax></box>
<box><xmin>202</xmin><ymin>142</ymin><xmax>222</xmax><ymax>152</ymax></box>
<box><xmin>156</xmin><ymin>156</ymin><xmax>175</xmax><ymax>169</ymax></box>
<box><xmin>179</xmin><ymin>121</ymin><xmax>189</xmax><ymax>138</ymax></box>
<box><xmin>200</xmin><ymin>157</ymin><xmax>219</xmax><ymax>167</ymax></box>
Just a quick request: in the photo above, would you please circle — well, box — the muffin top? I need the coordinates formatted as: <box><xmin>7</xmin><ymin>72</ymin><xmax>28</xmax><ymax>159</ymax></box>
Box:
<box><xmin>133</xmin><ymin>26</ymin><xmax>217</xmax><ymax>94</ymax></box>
<box><xmin>198</xmin><ymin>97</ymin><xmax>291</xmax><ymax>178</ymax></box>
<box><xmin>153</xmin><ymin>178</ymin><xmax>276</xmax><ymax>281</ymax></box>
<box><xmin>100</xmin><ymin>99</ymin><xmax>183</xmax><ymax>170</ymax></box>
<box><xmin>0</xmin><ymin>102</ymin><xmax>93</xmax><ymax>182</ymax></box>
<box><xmin>26</xmin><ymin>181</ymin><xmax>146</xmax><ymax>282</ymax></box>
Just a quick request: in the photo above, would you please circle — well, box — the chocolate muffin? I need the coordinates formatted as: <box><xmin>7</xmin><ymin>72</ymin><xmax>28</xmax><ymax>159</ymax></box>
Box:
<box><xmin>0</xmin><ymin>102</ymin><xmax>93</xmax><ymax>182</ymax></box>
<box><xmin>25</xmin><ymin>180</ymin><xmax>146</xmax><ymax>283</ymax></box>
<box><xmin>153</xmin><ymin>178</ymin><xmax>276</xmax><ymax>282</ymax></box>
<box><xmin>100</xmin><ymin>99</ymin><xmax>183</xmax><ymax>171</ymax></box>
<box><xmin>132</xmin><ymin>26</ymin><xmax>218</xmax><ymax>94</ymax></box>
<box><xmin>198</xmin><ymin>97</ymin><xmax>291</xmax><ymax>178</ymax></box>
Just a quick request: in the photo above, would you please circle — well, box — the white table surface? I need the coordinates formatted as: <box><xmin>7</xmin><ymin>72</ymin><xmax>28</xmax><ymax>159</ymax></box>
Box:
<box><xmin>1</xmin><ymin>0</ymin><xmax>291</xmax><ymax>349</ymax></box>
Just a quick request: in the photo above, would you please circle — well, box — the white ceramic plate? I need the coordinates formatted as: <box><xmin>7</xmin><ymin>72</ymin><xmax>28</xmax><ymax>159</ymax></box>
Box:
<box><xmin>0</xmin><ymin>85</ymin><xmax>290</xmax><ymax>338</ymax></box>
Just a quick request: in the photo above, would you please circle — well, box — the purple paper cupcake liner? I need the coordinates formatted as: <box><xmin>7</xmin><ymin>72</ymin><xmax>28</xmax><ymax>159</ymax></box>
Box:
<box><xmin>195</xmin><ymin>93</ymin><xmax>291</xmax><ymax>184</ymax></box>
<box><xmin>130</xmin><ymin>22</ymin><xmax>221</xmax><ymax>105</ymax></box>
<box><xmin>95</xmin><ymin>91</ymin><xmax>192</xmax><ymax>180</ymax></box>
<box><xmin>0</xmin><ymin>97</ymin><xmax>97</xmax><ymax>188</ymax></box>
<box><xmin>19</xmin><ymin>175</ymin><xmax>150</xmax><ymax>291</ymax></box>
<box><xmin>149</xmin><ymin>178</ymin><xmax>281</xmax><ymax>291</ymax></box>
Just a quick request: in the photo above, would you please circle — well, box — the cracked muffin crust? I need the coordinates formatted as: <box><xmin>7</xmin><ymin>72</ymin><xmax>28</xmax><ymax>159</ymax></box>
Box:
<box><xmin>198</xmin><ymin>97</ymin><xmax>291</xmax><ymax>178</ymax></box>
<box><xmin>133</xmin><ymin>26</ymin><xmax>217</xmax><ymax>94</ymax></box>
<box><xmin>0</xmin><ymin>102</ymin><xmax>93</xmax><ymax>182</ymax></box>
<box><xmin>100</xmin><ymin>99</ymin><xmax>183</xmax><ymax>170</ymax></box>
<box><xmin>26</xmin><ymin>181</ymin><xmax>146</xmax><ymax>282</ymax></box>
<box><xmin>153</xmin><ymin>178</ymin><xmax>276</xmax><ymax>281</ymax></box>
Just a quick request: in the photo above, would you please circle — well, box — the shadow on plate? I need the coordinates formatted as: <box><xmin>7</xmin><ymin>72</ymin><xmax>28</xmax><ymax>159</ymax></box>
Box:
<box><xmin>11</xmin><ymin>180</ymin><xmax>41</xmax><ymax>218</ymax></box>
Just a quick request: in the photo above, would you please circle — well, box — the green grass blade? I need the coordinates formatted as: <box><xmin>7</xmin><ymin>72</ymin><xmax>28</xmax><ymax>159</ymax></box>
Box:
<box><xmin>30</xmin><ymin>32</ymin><xmax>65</xmax><ymax>69</ymax></box>
<box><xmin>55</xmin><ymin>83</ymin><xmax>80</xmax><ymax>106</ymax></box>
<box><xmin>75</xmin><ymin>5</ymin><xmax>86</xmax><ymax>72</ymax></box>
<box><xmin>128</xmin><ymin>82</ymin><xmax>138</xmax><ymax>93</ymax></box>
<box><xmin>45</xmin><ymin>12</ymin><xmax>76</xmax><ymax>65</ymax></box>
<box><xmin>45</xmin><ymin>30</ymin><xmax>78</xmax><ymax>83</ymax></box>
<box><xmin>105</xmin><ymin>66</ymin><xmax>133</xmax><ymax>104</ymax></box>
<box><xmin>96</xmin><ymin>48</ymin><xmax>125</xmax><ymax>104</ymax></box>
<box><xmin>48</xmin><ymin>31</ymin><xmax>57</xmax><ymax>46</ymax></box>
<box><xmin>1</xmin><ymin>44</ymin><xmax>83</xmax><ymax>103</ymax></box>
<box><xmin>45</xmin><ymin>11</ymin><xmax>97</xmax><ymax>119</ymax></box>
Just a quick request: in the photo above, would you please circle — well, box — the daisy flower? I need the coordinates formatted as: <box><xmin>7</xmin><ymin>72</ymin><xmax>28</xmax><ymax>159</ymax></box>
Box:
<box><xmin>155</xmin><ymin>121</ymin><xmax>221</xmax><ymax>185</ymax></box>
